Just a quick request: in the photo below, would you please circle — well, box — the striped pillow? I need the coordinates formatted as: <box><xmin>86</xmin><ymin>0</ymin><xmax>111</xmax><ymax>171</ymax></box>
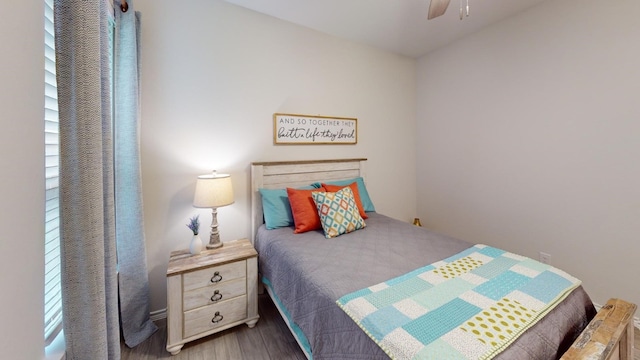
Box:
<box><xmin>312</xmin><ymin>187</ymin><xmax>366</xmax><ymax>239</ymax></box>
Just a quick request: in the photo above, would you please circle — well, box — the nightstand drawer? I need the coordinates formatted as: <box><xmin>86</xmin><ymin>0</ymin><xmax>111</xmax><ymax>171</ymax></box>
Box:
<box><xmin>183</xmin><ymin>260</ymin><xmax>246</xmax><ymax>292</ymax></box>
<box><xmin>183</xmin><ymin>277</ymin><xmax>246</xmax><ymax>311</ymax></box>
<box><xmin>183</xmin><ymin>295</ymin><xmax>247</xmax><ymax>338</ymax></box>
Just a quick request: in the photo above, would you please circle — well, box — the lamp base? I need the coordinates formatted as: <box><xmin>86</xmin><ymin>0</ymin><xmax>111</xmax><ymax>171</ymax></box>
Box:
<box><xmin>206</xmin><ymin>207</ymin><xmax>224</xmax><ymax>249</ymax></box>
<box><xmin>206</xmin><ymin>241</ymin><xmax>223</xmax><ymax>249</ymax></box>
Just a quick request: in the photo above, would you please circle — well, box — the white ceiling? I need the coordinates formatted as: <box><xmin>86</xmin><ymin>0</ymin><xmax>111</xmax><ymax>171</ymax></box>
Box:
<box><xmin>225</xmin><ymin>0</ymin><xmax>548</xmax><ymax>58</ymax></box>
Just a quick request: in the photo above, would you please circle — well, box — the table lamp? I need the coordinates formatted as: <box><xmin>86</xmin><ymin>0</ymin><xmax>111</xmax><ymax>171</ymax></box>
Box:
<box><xmin>193</xmin><ymin>171</ymin><xmax>234</xmax><ymax>249</ymax></box>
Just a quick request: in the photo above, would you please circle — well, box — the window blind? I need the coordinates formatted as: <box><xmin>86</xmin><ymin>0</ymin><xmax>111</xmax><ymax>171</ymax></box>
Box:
<box><xmin>44</xmin><ymin>0</ymin><xmax>62</xmax><ymax>344</ymax></box>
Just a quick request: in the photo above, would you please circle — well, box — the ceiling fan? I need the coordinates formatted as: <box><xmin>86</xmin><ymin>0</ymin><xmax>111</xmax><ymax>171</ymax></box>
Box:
<box><xmin>428</xmin><ymin>0</ymin><xmax>470</xmax><ymax>20</ymax></box>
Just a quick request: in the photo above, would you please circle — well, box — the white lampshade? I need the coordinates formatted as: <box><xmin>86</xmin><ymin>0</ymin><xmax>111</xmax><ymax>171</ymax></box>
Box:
<box><xmin>193</xmin><ymin>171</ymin><xmax>234</xmax><ymax>208</ymax></box>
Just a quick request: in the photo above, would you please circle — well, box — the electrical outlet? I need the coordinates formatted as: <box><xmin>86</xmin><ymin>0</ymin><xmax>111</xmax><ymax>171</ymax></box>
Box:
<box><xmin>539</xmin><ymin>252</ymin><xmax>551</xmax><ymax>264</ymax></box>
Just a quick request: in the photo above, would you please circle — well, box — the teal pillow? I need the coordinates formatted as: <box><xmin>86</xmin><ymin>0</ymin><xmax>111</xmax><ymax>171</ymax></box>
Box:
<box><xmin>312</xmin><ymin>177</ymin><xmax>375</xmax><ymax>212</ymax></box>
<box><xmin>259</xmin><ymin>186</ymin><xmax>314</xmax><ymax>229</ymax></box>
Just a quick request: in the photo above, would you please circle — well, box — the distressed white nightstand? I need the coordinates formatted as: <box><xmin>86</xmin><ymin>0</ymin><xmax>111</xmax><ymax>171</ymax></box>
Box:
<box><xmin>165</xmin><ymin>238</ymin><xmax>259</xmax><ymax>355</ymax></box>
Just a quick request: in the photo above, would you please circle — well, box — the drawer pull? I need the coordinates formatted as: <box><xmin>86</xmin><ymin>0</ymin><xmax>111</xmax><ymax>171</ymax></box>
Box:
<box><xmin>210</xmin><ymin>290</ymin><xmax>223</xmax><ymax>302</ymax></box>
<box><xmin>210</xmin><ymin>272</ymin><xmax>223</xmax><ymax>283</ymax></box>
<box><xmin>211</xmin><ymin>311</ymin><xmax>224</xmax><ymax>323</ymax></box>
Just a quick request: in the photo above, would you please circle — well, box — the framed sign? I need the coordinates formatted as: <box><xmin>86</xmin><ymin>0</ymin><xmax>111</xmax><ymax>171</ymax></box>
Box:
<box><xmin>273</xmin><ymin>113</ymin><xmax>358</xmax><ymax>145</ymax></box>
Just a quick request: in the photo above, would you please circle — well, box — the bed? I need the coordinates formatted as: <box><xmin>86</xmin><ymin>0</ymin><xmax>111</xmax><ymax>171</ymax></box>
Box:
<box><xmin>250</xmin><ymin>158</ymin><xmax>636</xmax><ymax>360</ymax></box>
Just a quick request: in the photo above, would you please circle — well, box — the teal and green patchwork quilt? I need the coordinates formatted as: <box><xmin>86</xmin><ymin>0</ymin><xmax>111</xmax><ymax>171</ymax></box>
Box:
<box><xmin>336</xmin><ymin>245</ymin><xmax>581</xmax><ymax>360</ymax></box>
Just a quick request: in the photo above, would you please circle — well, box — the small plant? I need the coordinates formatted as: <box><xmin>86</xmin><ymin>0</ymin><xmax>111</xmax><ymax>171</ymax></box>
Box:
<box><xmin>186</xmin><ymin>215</ymin><xmax>200</xmax><ymax>235</ymax></box>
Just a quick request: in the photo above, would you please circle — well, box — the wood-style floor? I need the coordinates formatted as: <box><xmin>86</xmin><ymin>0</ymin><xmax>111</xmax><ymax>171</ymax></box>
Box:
<box><xmin>122</xmin><ymin>294</ymin><xmax>640</xmax><ymax>359</ymax></box>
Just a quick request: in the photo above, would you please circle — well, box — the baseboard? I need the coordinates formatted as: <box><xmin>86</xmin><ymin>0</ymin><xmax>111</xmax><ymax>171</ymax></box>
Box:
<box><xmin>150</xmin><ymin>308</ymin><xmax>167</xmax><ymax>322</ymax></box>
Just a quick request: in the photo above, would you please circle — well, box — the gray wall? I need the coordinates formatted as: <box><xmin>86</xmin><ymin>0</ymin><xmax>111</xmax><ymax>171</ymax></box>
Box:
<box><xmin>0</xmin><ymin>1</ymin><xmax>46</xmax><ymax>359</ymax></box>
<box><xmin>416</xmin><ymin>0</ymin><xmax>640</xmax><ymax>308</ymax></box>
<box><xmin>135</xmin><ymin>0</ymin><xmax>418</xmax><ymax>312</ymax></box>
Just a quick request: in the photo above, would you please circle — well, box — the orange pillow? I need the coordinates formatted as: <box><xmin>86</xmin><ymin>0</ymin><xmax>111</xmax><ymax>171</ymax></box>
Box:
<box><xmin>287</xmin><ymin>187</ymin><xmax>326</xmax><ymax>233</ymax></box>
<box><xmin>321</xmin><ymin>182</ymin><xmax>368</xmax><ymax>219</ymax></box>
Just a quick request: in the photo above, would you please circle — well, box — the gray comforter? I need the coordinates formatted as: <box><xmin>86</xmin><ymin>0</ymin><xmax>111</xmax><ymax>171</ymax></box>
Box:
<box><xmin>256</xmin><ymin>213</ymin><xmax>595</xmax><ymax>360</ymax></box>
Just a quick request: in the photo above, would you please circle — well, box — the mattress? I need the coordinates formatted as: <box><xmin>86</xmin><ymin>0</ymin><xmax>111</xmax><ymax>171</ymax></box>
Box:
<box><xmin>255</xmin><ymin>212</ymin><xmax>595</xmax><ymax>360</ymax></box>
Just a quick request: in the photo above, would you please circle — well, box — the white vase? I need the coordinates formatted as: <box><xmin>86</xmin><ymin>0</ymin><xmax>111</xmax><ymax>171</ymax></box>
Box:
<box><xmin>189</xmin><ymin>234</ymin><xmax>203</xmax><ymax>255</ymax></box>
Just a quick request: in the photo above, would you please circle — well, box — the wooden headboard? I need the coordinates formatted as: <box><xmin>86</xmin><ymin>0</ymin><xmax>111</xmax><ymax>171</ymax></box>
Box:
<box><xmin>250</xmin><ymin>158</ymin><xmax>367</xmax><ymax>245</ymax></box>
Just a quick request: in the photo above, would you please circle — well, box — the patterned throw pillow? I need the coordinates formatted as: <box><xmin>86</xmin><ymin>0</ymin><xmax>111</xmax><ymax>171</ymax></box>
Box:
<box><xmin>311</xmin><ymin>187</ymin><xmax>366</xmax><ymax>239</ymax></box>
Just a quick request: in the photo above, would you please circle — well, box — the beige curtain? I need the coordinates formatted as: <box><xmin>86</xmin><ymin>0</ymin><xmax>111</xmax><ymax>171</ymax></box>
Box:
<box><xmin>55</xmin><ymin>0</ymin><xmax>119</xmax><ymax>358</ymax></box>
<box><xmin>114</xmin><ymin>1</ymin><xmax>158</xmax><ymax>347</ymax></box>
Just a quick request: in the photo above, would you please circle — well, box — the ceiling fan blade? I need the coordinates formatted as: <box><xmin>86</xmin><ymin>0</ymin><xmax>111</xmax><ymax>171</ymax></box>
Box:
<box><xmin>428</xmin><ymin>0</ymin><xmax>451</xmax><ymax>19</ymax></box>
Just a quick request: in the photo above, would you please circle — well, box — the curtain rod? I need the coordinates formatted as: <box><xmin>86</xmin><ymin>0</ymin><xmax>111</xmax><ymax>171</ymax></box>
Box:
<box><xmin>120</xmin><ymin>0</ymin><xmax>129</xmax><ymax>13</ymax></box>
